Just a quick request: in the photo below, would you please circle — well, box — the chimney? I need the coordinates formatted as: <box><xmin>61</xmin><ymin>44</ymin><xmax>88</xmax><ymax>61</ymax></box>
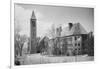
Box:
<box><xmin>68</xmin><ymin>23</ymin><xmax>73</xmax><ymax>30</ymax></box>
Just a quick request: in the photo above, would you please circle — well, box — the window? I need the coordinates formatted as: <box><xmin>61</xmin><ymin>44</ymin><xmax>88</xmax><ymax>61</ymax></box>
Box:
<box><xmin>75</xmin><ymin>48</ymin><xmax>77</xmax><ymax>51</ymax></box>
<box><xmin>78</xmin><ymin>43</ymin><xmax>80</xmax><ymax>46</ymax></box>
<box><xmin>31</xmin><ymin>20</ymin><xmax>36</xmax><ymax>27</ymax></box>
<box><xmin>75</xmin><ymin>43</ymin><xmax>77</xmax><ymax>46</ymax></box>
<box><xmin>75</xmin><ymin>36</ymin><xmax>77</xmax><ymax>40</ymax></box>
<box><xmin>78</xmin><ymin>48</ymin><xmax>81</xmax><ymax>51</ymax></box>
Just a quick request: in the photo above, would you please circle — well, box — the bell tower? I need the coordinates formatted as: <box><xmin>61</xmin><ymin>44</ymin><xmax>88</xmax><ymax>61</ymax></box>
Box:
<box><xmin>30</xmin><ymin>10</ymin><xmax>37</xmax><ymax>54</ymax></box>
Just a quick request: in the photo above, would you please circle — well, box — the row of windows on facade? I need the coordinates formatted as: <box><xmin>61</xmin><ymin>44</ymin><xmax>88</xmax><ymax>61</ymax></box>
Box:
<box><xmin>68</xmin><ymin>47</ymin><xmax>81</xmax><ymax>51</ymax></box>
<box><xmin>67</xmin><ymin>41</ymin><xmax>81</xmax><ymax>46</ymax></box>
<box><xmin>66</xmin><ymin>36</ymin><xmax>81</xmax><ymax>41</ymax></box>
<box><xmin>59</xmin><ymin>41</ymin><xmax>81</xmax><ymax>47</ymax></box>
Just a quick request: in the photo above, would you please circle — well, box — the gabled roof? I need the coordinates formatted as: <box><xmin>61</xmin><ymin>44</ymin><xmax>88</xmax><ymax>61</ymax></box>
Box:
<box><xmin>61</xmin><ymin>23</ymin><xmax>87</xmax><ymax>36</ymax></box>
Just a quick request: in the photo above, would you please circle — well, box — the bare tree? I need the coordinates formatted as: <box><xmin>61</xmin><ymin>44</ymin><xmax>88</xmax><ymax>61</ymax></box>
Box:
<box><xmin>47</xmin><ymin>24</ymin><xmax>56</xmax><ymax>38</ymax></box>
<box><xmin>14</xmin><ymin>22</ymin><xmax>21</xmax><ymax>57</ymax></box>
<box><xmin>14</xmin><ymin>19</ymin><xmax>27</xmax><ymax>57</ymax></box>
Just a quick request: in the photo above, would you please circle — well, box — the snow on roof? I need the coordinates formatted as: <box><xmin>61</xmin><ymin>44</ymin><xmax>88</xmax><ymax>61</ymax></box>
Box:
<box><xmin>61</xmin><ymin>23</ymin><xmax>87</xmax><ymax>36</ymax></box>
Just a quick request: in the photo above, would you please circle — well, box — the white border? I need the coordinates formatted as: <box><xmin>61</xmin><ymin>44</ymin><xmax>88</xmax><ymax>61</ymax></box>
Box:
<box><xmin>11</xmin><ymin>0</ymin><xmax>95</xmax><ymax>69</ymax></box>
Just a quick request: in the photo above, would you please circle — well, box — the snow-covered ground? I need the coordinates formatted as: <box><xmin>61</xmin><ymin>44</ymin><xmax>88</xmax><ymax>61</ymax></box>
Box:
<box><xmin>20</xmin><ymin>54</ymin><xmax>94</xmax><ymax>65</ymax></box>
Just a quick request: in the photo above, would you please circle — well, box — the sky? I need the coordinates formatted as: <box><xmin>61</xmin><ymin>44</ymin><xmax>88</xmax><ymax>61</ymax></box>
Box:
<box><xmin>14</xmin><ymin>3</ymin><xmax>94</xmax><ymax>37</ymax></box>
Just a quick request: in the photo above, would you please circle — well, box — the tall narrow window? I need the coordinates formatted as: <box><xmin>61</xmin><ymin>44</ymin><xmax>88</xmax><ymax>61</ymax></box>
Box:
<box><xmin>75</xmin><ymin>36</ymin><xmax>77</xmax><ymax>40</ymax></box>
<box><xmin>78</xmin><ymin>43</ymin><xmax>80</xmax><ymax>46</ymax></box>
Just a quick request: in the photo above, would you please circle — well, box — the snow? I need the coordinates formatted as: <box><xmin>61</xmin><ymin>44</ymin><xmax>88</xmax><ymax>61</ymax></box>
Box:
<box><xmin>19</xmin><ymin>54</ymin><xmax>94</xmax><ymax>65</ymax></box>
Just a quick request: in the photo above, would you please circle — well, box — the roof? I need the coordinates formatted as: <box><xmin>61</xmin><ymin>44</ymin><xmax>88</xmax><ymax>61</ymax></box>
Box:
<box><xmin>31</xmin><ymin>10</ymin><xmax>36</xmax><ymax>19</ymax></box>
<box><xmin>61</xmin><ymin>23</ymin><xmax>87</xmax><ymax>36</ymax></box>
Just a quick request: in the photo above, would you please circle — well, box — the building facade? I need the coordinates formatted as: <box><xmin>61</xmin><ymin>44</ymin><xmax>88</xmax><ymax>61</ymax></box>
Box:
<box><xmin>47</xmin><ymin>23</ymin><xmax>88</xmax><ymax>56</ymax></box>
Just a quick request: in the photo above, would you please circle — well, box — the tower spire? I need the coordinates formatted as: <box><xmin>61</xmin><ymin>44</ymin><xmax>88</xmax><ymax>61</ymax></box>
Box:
<box><xmin>30</xmin><ymin>10</ymin><xmax>37</xmax><ymax>54</ymax></box>
<box><xmin>31</xmin><ymin>10</ymin><xmax>36</xmax><ymax>19</ymax></box>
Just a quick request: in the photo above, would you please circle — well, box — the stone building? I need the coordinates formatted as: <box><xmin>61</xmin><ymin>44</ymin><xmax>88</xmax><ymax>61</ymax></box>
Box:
<box><xmin>30</xmin><ymin>11</ymin><xmax>37</xmax><ymax>54</ymax></box>
<box><xmin>48</xmin><ymin>23</ymin><xmax>88</xmax><ymax>56</ymax></box>
<box><xmin>62</xmin><ymin>23</ymin><xmax>87</xmax><ymax>55</ymax></box>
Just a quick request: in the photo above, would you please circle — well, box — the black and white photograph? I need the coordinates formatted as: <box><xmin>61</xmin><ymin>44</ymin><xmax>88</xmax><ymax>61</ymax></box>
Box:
<box><xmin>14</xmin><ymin>3</ymin><xmax>94</xmax><ymax>65</ymax></box>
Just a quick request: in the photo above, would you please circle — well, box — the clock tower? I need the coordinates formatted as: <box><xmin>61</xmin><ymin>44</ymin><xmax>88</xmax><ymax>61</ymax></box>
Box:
<box><xmin>30</xmin><ymin>10</ymin><xmax>37</xmax><ymax>54</ymax></box>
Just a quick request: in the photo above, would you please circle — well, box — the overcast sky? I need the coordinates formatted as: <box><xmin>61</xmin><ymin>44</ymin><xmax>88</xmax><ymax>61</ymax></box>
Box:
<box><xmin>14</xmin><ymin>3</ymin><xmax>94</xmax><ymax>37</ymax></box>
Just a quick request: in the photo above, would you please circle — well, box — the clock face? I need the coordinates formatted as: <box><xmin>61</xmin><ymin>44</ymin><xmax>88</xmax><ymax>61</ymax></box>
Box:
<box><xmin>31</xmin><ymin>20</ymin><xmax>36</xmax><ymax>27</ymax></box>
